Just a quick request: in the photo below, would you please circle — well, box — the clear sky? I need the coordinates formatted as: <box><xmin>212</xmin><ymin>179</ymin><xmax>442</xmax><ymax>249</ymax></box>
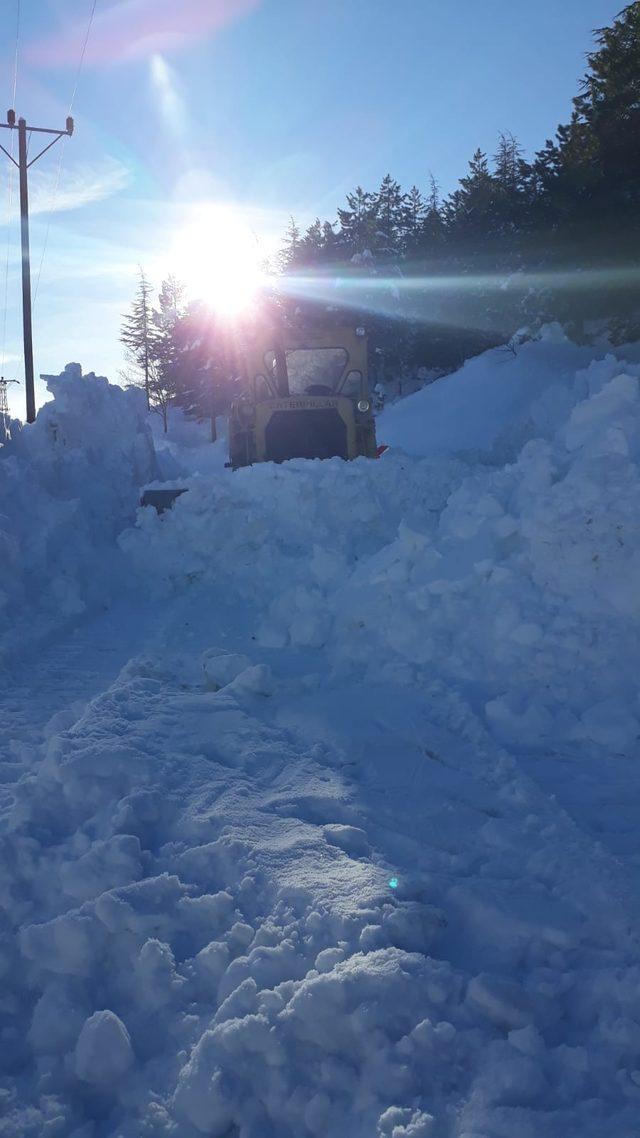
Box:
<box><xmin>0</xmin><ymin>0</ymin><xmax>624</xmax><ymax>417</ymax></box>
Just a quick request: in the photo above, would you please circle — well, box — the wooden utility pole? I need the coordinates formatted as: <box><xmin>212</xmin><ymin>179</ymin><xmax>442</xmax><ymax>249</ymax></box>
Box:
<box><xmin>0</xmin><ymin>109</ymin><xmax>74</xmax><ymax>423</ymax></box>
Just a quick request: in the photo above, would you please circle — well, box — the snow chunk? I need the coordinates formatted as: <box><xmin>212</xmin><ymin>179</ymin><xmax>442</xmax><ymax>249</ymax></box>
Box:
<box><xmin>202</xmin><ymin>648</ymin><xmax>252</xmax><ymax>690</ymax></box>
<box><xmin>322</xmin><ymin>823</ymin><xmax>371</xmax><ymax>857</ymax></box>
<box><xmin>74</xmin><ymin>1010</ymin><xmax>134</xmax><ymax>1085</ymax></box>
<box><xmin>466</xmin><ymin>973</ymin><xmax>534</xmax><ymax>1030</ymax></box>
<box><xmin>229</xmin><ymin>663</ymin><xmax>275</xmax><ymax>697</ymax></box>
<box><xmin>378</xmin><ymin>1106</ymin><xmax>435</xmax><ymax>1136</ymax></box>
<box><xmin>576</xmin><ymin>697</ymin><xmax>639</xmax><ymax>752</ymax></box>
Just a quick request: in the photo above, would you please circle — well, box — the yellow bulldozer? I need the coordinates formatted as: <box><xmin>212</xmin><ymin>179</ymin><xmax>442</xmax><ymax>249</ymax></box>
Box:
<box><xmin>228</xmin><ymin>322</ymin><xmax>378</xmax><ymax>469</ymax></box>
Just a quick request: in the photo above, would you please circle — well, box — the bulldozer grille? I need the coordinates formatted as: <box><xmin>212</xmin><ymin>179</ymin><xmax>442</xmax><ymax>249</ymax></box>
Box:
<box><xmin>265</xmin><ymin>408</ymin><xmax>348</xmax><ymax>463</ymax></box>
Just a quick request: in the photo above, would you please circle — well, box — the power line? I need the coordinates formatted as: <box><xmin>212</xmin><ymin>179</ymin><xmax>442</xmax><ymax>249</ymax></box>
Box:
<box><xmin>11</xmin><ymin>0</ymin><xmax>20</xmax><ymax>105</ymax></box>
<box><xmin>32</xmin><ymin>139</ymin><xmax>65</xmax><ymax>308</ymax></box>
<box><xmin>1</xmin><ymin>164</ymin><xmax>16</xmax><ymax>378</ymax></box>
<box><xmin>0</xmin><ymin>0</ymin><xmax>21</xmax><ymax>379</ymax></box>
<box><xmin>69</xmin><ymin>0</ymin><xmax>98</xmax><ymax>116</ymax></box>
<box><xmin>33</xmin><ymin>0</ymin><xmax>98</xmax><ymax>309</ymax></box>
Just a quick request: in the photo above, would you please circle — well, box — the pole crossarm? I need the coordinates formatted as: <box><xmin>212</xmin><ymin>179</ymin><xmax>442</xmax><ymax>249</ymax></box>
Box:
<box><xmin>0</xmin><ymin>115</ymin><xmax>73</xmax><ymax>169</ymax></box>
<box><xmin>0</xmin><ymin>123</ymin><xmax>73</xmax><ymax>136</ymax></box>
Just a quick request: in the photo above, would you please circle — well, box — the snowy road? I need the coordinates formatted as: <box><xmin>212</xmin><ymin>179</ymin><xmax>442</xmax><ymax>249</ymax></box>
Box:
<box><xmin>2</xmin><ymin>334</ymin><xmax>640</xmax><ymax>1136</ymax></box>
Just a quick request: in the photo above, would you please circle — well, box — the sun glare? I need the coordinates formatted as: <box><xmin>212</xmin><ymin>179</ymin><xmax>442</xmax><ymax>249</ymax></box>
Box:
<box><xmin>173</xmin><ymin>205</ymin><xmax>264</xmax><ymax>318</ymax></box>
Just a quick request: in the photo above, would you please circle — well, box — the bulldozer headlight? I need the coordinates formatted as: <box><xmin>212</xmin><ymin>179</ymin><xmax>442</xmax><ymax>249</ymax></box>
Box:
<box><xmin>357</xmin><ymin>399</ymin><xmax>370</xmax><ymax>414</ymax></box>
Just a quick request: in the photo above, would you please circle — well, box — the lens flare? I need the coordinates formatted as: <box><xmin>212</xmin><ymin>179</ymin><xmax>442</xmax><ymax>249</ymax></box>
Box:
<box><xmin>172</xmin><ymin>204</ymin><xmax>264</xmax><ymax>317</ymax></box>
<box><xmin>277</xmin><ymin>265</ymin><xmax>640</xmax><ymax>326</ymax></box>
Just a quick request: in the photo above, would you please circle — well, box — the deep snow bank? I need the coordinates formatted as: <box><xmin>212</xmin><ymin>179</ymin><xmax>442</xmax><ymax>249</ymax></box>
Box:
<box><xmin>0</xmin><ymin>364</ymin><xmax>157</xmax><ymax>657</ymax></box>
<box><xmin>378</xmin><ymin>324</ymin><xmax>640</xmax><ymax>462</ymax></box>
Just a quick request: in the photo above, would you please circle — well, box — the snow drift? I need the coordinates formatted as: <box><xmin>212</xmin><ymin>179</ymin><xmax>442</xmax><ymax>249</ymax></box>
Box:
<box><xmin>379</xmin><ymin>323</ymin><xmax>640</xmax><ymax>461</ymax></box>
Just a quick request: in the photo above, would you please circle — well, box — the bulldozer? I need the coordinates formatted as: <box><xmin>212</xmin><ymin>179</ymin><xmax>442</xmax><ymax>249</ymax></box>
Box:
<box><xmin>228</xmin><ymin>322</ymin><xmax>378</xmax><ymax>469</ymax></box>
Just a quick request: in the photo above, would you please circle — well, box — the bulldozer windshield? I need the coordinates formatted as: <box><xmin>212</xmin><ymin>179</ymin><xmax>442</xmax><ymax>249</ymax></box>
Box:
<box><xmin>265</xmin><ymin>347</ymin><xmax>348</xmax><ymax>395</ymax></box>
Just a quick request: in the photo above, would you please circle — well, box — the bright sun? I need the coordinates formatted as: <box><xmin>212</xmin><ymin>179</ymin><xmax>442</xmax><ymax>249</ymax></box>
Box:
<box><xmin>173</xmin><ymin>205</ymin><xmax>265</xmax><ymax>317</ymax></box>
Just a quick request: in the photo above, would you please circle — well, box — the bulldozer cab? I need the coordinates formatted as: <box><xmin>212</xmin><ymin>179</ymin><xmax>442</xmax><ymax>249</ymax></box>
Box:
<box><xmin>229</xmin><ymin>324</ymin><xmax>377</xmax><ymax>468</ymax></box>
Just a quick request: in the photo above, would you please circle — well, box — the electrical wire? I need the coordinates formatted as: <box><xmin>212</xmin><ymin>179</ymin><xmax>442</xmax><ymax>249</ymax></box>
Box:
<box><xmin>11</xmin><ymin>0</ymin><xmax>20</xmax><ymax>106</ymax></box>
<box><xmin>33</xmin><ymin>0</ymin><xmax>98</xmax><ymax>309</ymax></box>
<box><xmin>68</xmin><ymin>0</ymin><xmax>98</xmax><ymax>116</ymax></box>
<box><xmin>0</xmin><ymin>0</ymin><xmax>21</xmax><ymax>380</ymax></box>
<box><xmin>32</xmin><ymin>142</ymin><xmax>65</xmax><ymax>308</ymax></box>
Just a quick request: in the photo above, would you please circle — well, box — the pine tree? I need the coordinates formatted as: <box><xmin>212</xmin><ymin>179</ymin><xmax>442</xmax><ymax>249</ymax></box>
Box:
<box><xmin>336</xmin><ymin>187</ymin><xmax>378</xmax><ymax>255</ymax></box>
<box><xmin>169</xmin><ymin>304</ymin><xmax>238</xmax><ymax>437</ymax></box>
<box><xmin>420</xmin><ymin>175</ymin><xmax>446</xmax><ymax>250</ymax></box>
<box><xmin>494</xmin><ymin>132</ymin><xmax>521</xmax><ymax>194</ymax></box>
<box><xmin>151</xmin><ymin>275</ymin><xmax>186</xmax><ymax>432</ymax></box>
<box><xmin>299</xmin><ymin>219</ymin><xmax>325</xmax><ymax>265</ymax></box>
<box><xmin>527</xmin><ymin>3</ymin><xmax>640</xmax><ymax>334</ymax></box>
<box><xmin>403</xmin><ymin>186</ymin><xmax>426</xmax><ymax>254</ymax></box>
<box><xmin>492</xmin><ymin>132</ymin><xmax>534</xmax><ymax>236</ymax></box>
<box><xmin>120</xmin><ymin>269</ymin><xmax>155</xmax><ymax>409</ymax></box>
<box><xmin>575</xmin><ymin>1</ymin><xmax>640</xmax><ymax>199</ymax></box>
<box><xmin>374</xmin><ymin>174</ymin><xmax>407</xmax><ymax>255</ymax></box>
<box><xmin>321</xmin><ymin>220</ymin><xmax>339</xmax><ymax>259</ymax></box>
<box><xmin>534</xmin><ymin>3</ymin><xmax>640</xmax><ymax>229</ymax></box>
<box><xmin>279</xmin><ymin>217</ymin><xmax>302</xmax><ymax>270</ymax></box>
<box><xmin>445</xmin><ymin>149</ymin><xmax>497</xmax><ymax>240</ymax></box>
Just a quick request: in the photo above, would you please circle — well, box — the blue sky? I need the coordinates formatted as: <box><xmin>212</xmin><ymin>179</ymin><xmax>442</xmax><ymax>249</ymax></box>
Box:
<box><xmin>0</xmin><ymin>0</ymin><xmax>624</xmax><ymax>417</ymax></box>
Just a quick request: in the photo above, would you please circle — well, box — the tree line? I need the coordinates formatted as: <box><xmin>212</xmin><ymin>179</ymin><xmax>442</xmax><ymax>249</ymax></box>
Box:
<box><xmin>280</xmin><ymin>2</ymin><xmax>640</xmax><ymax>371</ymax></box>
<box><xmin>122</xmin><ymin>2</ymin><xmax>640</xmax><ymax>422</ymax></box>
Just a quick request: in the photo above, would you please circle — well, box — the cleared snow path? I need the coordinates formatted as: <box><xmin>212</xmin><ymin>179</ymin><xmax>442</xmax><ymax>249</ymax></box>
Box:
<box><xmin>0</xmin><ymin>602</ymin><xmax>158</xmax><ymax>809</ymax></box>
<box><xmin>3</xmin><ymin>334</ymin><xmax>640</xmax><ymax>1137</ymax></box>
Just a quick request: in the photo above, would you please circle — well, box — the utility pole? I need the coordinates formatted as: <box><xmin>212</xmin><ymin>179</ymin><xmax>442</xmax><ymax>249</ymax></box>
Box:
<box><xmin>0</xmin><ymin>109</ymin><xmax>74</xmax><ymax>423</ymax></box>
<box><xmin>0</xmin><ymin>376</ymin><xmax>18</xmax><ymax>419</ymax></box>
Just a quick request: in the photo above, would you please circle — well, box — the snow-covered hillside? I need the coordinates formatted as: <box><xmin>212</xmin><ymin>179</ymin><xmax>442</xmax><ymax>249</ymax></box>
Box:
<box><xmin>2</xmin><ymin>328</ymin><xmax>640</xmax><ymax>1137</ymax></box>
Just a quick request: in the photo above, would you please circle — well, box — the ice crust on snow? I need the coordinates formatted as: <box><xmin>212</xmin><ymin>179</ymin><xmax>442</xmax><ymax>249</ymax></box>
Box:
<box><xmin>2</xmin><ymin>327</ymin><xmax>640</xmax><ymax>1136</ymax></box>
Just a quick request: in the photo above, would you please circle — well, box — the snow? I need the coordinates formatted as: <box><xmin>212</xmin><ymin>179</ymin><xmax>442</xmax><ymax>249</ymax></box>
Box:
<box><xmin>75</xmin><ymin>1010</ymin><xmax>134</xmax><ymax>1085</ymax></box>
<box><xmin>2</xmin><ymin>328</ymin><xmax>640</xmax><ymax>1136</ymax></box>
<box><xmin>0</xmin><ymin>363</ymin><xmax>157</xmax><ymax>660</ymax></box>
<box><xmin>378</xmin><ymin>323</ymin><xmax>640</xmax><ymax>462</ymax></box>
